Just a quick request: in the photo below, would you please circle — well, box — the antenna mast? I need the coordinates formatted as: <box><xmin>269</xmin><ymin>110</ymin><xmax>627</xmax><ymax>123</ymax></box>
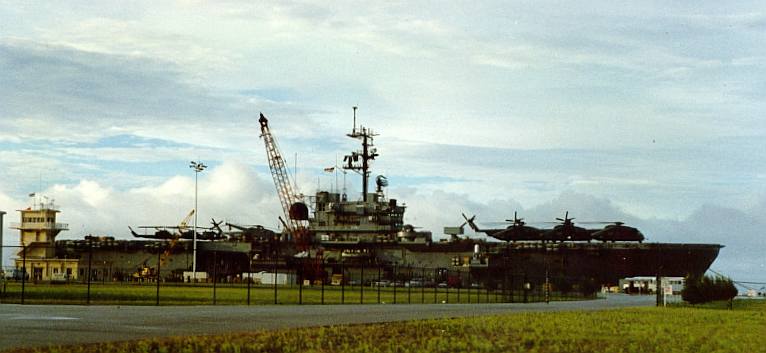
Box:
<box><xmin>343</xmin><ymin>107</ymin><xmax>378</xmax><ymax>202</ymax></box>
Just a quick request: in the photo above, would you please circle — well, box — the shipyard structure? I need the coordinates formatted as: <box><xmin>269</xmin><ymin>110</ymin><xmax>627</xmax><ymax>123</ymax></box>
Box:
<box><xmin>6</xmin><ymin>110</ymin><xmax>722</xmax><ymax>291</ymax></box>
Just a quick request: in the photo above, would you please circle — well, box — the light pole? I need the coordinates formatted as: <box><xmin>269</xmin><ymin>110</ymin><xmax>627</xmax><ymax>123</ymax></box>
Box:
<box><xmin>0</xmin><ymin>211</ymin><xmax>5</xmax><ymax>277</ymax></box>
<box><xmin>189</xmin><ymin>160</ymin><xmax>207</xmax><ymax>282</ymax></box>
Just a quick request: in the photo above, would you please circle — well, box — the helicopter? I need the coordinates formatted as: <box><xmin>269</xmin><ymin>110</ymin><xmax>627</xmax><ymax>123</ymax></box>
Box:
<box><xmin>544</xmin><ymin>211</ymin><xmax>592</xmax><ymax>242</ymax></box>
<box><xmin>545</xmin><ymin>213</ymin><xmax>645</xmax><ymax>243</ymax></box>
<box><xmin>199</xmin><ymin>219</ymin><xmax>225</xmax><ymax>240</ymax></box>
<box><xmin>461</xmin><ymin>212</ymin><xmax>543</xmax><ymax>242</ymax></box>
<box><xmin>591</xmin><ymin>222</ymin><xmax>645</xmax><ymax>242</ymax></box>
<box><xmin>488</xmin><ymin>212</ymin><xmax>544</xmax><ymax>242</ymax></box>
<box><xmin>461</xmin><ymin>211</ymin><xmax>645</xmax><ymax>243</ymax></box>
<box><xmin>129</xmin><ymin>210</ymin><xmax>225</xmax><ymax>241</ymax></box>
<box><xmin>225</xmin><ymin>222</ymin><xmax>278</xmax><ymax>242</ymax></box>
<box><xmin>460</xmin><ymin>213</ymin><xmax>505</xmax><ymax>239</ymax></box>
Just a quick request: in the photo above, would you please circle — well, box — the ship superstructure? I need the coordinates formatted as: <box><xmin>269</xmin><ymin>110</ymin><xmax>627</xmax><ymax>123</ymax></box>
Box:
<box><xmin>308</xmin><ymin>108</ymin><xmax>411</xmax><ymax>243</ymax></box>
<box><xmin>310</xmin><ymin>190</ymin><xmax>406</xmax><ymax>243</ymax></box>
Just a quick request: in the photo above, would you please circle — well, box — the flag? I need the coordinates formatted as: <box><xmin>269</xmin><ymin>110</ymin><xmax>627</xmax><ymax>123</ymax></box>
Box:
<box><xmin>323</xmin><ymin>167</ymin><xmax>335</xmax><ymax>173</ymax></box>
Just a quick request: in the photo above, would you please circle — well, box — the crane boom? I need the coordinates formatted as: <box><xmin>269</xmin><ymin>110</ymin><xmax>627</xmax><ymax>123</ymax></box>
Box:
<box><xmin>178</xmin><ymin>209</ymin><xmax>195</xmax><ymax>232</ymax></box>
<box><xmin>258</xmin><ymin>113</ymin><xmax>306</xmax><ymax>237</ymax></box>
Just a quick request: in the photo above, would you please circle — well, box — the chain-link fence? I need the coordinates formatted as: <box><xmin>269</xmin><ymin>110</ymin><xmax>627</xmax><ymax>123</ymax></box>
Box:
<box><xmin>0</xmin><ymin>244</ymin><xmax>599</xmax><ymax>305</ymax></box>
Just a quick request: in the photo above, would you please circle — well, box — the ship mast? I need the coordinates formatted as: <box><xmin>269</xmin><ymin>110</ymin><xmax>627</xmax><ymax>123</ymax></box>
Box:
<box><xmin>343</xmin><ymin>106</ymin><xmax>378</xmax><ymax>202</ymax></box>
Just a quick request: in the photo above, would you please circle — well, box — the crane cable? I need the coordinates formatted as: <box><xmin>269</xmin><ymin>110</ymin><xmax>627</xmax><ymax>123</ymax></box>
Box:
<box><xmin>708</xmin><ymin>268</ymin><xmax>766</xmax><ymax>291</ymax></box>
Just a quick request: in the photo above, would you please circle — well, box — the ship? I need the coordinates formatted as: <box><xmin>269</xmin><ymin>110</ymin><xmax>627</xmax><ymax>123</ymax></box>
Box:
<box><xmin>252</xmin><ymin>110</ymin><xmax>723</xmax><ymax>288</ymax></box>
<box><xmin>36</xmin><ymin>109</ymin><xmax>720</xmax><ymax>290</ymax></box>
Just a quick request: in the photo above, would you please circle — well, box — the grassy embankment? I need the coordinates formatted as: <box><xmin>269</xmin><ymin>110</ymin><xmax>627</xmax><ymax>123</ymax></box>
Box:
<box><xmin>0</xmin><ymin>282</ymin><xmax>576</xmax><ymax>305</ymax></box>
<box><xmin>9</xmin><ymin>300</ymin><xmax>766</xmax><ymax>353</ymax></box>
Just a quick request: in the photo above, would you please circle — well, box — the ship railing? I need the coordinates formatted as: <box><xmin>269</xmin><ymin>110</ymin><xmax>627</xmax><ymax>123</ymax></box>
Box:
<box><xmin>10</xmin><ymin>222</ymin><xmax>69</xmax><ymax>230</ymax></box>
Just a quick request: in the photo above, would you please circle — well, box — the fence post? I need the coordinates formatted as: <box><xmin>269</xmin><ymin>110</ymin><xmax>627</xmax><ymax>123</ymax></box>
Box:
<box><xmin>656</xmin><ymin>273</ymin><xmax>662</xmax><ymax>307</ymax></box>
<box><xmin>21</xmin><ymin>245</ymin><xmax>26</xmax><ymax>304</ymax></box>
<box><xmin>523</xmin><ymin>273</ymin><xmax>528</xmax><ymax>303</ymax></box>
<box><xmin>503</xmin><ymin>271</ymin><xmax>507</xmax><ymax>303</ymax></box>
<box><xmin>421</xmin><ymin>267</ymin><xmax>425</xmax><ymax>304</ymax></box>
<box><xmin>156</xmin><ymin>245</ymin><xmax>161</xmax><ymax>306</ymax></box>
<box><xmin>392</xmin><ymin>263</ymin><xmax>397</xmax><ymax>304</ymax></box>
<box><xmin>341</xmin><ymin>260</ymin><xmax>345</xmax><ymax>304</ymax></box>
<box><xmin>457</xmin><ymin>271</ymin><xmax>461</xmax><ymax>303</ymax></box>
<box><xmin>407</xmin><ymin>265</ymin><xmax>412</xmax><ymax>304</ymax></box>
<box><xmin>212</xmin><ymin>251</ymin><xmax>217</xmax><ymax>305</ymax></box>
<box><xmin>299</xmin><ymin>260</ymin><xmax>303</xmax><ymax>305</ymax></box>
<box><xmin>433</xmin><ymin>268</ymin><xmax>437</xmax><ymax>304</ymax></box>
<box><xmin>376</xmin><ymin>263</ymin><xmax>381</xmax><ymax>304</ymax></box>
<box><xmin>273</xmin><ymin>249</ymin><xmax>278</xmax><ymax>305</ymax></box>
<box><xmin>246</xmin><ymin>258</ymin><xmax>251</xmax><ymax>306</ymax></box>
<box><xmin>545</xmin><ymin>270</ymin><xmax>550</xmax><ymax>304</ymax></box>
<box><xmin>360</xmin><ymin>261</ymin><xmax>364</xmax><ymax>304</ymax></box>
<box><xmin>467</xmin><ymin>271</ymin><xmax>471</xmax><ymax>303</ymax></box>
<box><xmin>87</xmin><ymin>237</ymin><xmax>93</xmax><ymax>305</ymax></box>
<box><xmin>445</xmin><ymin>270</ymin><xmax>449</xmax><ymax>304</ymax></box>
<box><xmin>509</xmin><ymin>274</ymin><xmax>514</xmax><ymax>303</ymax></box>
<box><xmin>321</xmin><ymin>258</ymin><xmax>325</xmax><ymax>305</ymax></box>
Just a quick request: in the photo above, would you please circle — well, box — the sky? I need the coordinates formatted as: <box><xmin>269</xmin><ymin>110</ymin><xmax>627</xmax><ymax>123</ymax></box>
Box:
<box><xmin>0</xmin><ymin>1</ymin><xmax>764</xmax><ymax>286</ymax></box>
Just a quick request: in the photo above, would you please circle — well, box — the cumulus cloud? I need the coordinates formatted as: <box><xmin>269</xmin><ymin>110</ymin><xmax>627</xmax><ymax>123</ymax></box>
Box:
<box><xmin>390</xmin><ymin>187</ymin><xmax>766</xmax><ymax>283</ymax></box>
<box><xmin>1</xmin><ymin>161</ymin><xmax>280</xmax><ymax>242</ymax></box>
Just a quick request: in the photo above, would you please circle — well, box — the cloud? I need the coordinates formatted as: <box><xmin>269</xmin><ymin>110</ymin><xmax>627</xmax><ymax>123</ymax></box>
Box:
<box><xmin>387</xmin><ymin>186</ymin><xmax>765</xmax><ymax>282</ymax></box>
<box><xmin>4</xmin><ymin>161</ymin><xmax>282</xmax><ymax>245</ymax></box>
<box><xmin>0</xmin><ymin>40</ymin><xmax>237</xmax><ymax>134</ymax></box>
<box><xmin>36</xmin><ymin>17</ymin><xmax>238</xmax><ymax>78</ymax></box>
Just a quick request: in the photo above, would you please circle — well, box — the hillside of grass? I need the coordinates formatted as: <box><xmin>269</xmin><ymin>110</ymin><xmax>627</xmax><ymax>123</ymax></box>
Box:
<box><xmin>9</xmin><ymin>300</ymin><xmax>765</xmax><ymax>353</ymax></box>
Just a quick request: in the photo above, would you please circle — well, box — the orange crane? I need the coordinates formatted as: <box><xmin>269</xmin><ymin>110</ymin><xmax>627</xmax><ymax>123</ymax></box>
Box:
<box><xmin>160</xmin><ymin>209</ymin><xmax>195</xmax><ymax>266</ymax></box>
<box><xmin>258</xmin><ymin>113</ymin><xmax>310</xmax><ymax>249</ymax></box>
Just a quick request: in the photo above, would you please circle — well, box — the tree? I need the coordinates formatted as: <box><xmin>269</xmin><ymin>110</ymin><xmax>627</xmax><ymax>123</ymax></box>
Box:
<box><xmin>681</xmin><ymin>274</ymin><xmax>738</xmax><ymax>304</ymax></box>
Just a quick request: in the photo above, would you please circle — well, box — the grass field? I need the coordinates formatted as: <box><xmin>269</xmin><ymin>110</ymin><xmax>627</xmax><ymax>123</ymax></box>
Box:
<box><xmin>8</xmin><ymin>300</ymin><xmax>765</xmax><ymax>353</ymax></box>
<box><xmin>0</xmin><ymin>281</ymin><xmax>580</xmax><ymax>305</ymax></box>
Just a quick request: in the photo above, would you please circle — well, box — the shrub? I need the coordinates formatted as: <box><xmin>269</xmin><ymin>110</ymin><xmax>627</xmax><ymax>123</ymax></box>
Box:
<box><xmin>681</xmin><ymin>274</ymin><xmax>737</xmax><ymax>304</ymax></box>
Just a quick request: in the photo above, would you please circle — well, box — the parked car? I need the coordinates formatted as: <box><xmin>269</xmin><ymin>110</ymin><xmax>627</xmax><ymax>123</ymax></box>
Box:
<box><xmin>406</xmin><ymin>280</ymin><xmax>423</xmax><ymax>287</ymax></box>
<box><xmin>7</xmin><ymin>269</ymin><xmax>29</xmax><ymax>281</ymax></box>
<box><xmin>371</xmin><ymin>280</ymin><xmax>391</xmax><ymax>287</ymax></box>
<box><xmin>50</xmin><ymin>273</ymin><xmax>68</xmax><ymax>284</ymax></box>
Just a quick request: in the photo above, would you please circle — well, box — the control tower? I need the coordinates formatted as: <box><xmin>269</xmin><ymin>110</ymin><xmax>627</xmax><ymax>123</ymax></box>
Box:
<box><xmin>12</xmin><ymin>196</ymin><xmax>78</xmax><ymax>281</ymax></box>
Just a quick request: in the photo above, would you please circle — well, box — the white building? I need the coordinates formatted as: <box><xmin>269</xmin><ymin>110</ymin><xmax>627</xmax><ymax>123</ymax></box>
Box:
<box><xmin>619</xmin><ymin>276</ymin><xmax>685</xmax><ymax>294</ymax></box>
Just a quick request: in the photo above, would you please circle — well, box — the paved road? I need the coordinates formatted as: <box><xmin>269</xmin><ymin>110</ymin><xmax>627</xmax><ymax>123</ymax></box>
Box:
<box><xmin>0</xmin><ymin>294</ymin><xmax>653</xmax><ymax>351</ymax></box>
